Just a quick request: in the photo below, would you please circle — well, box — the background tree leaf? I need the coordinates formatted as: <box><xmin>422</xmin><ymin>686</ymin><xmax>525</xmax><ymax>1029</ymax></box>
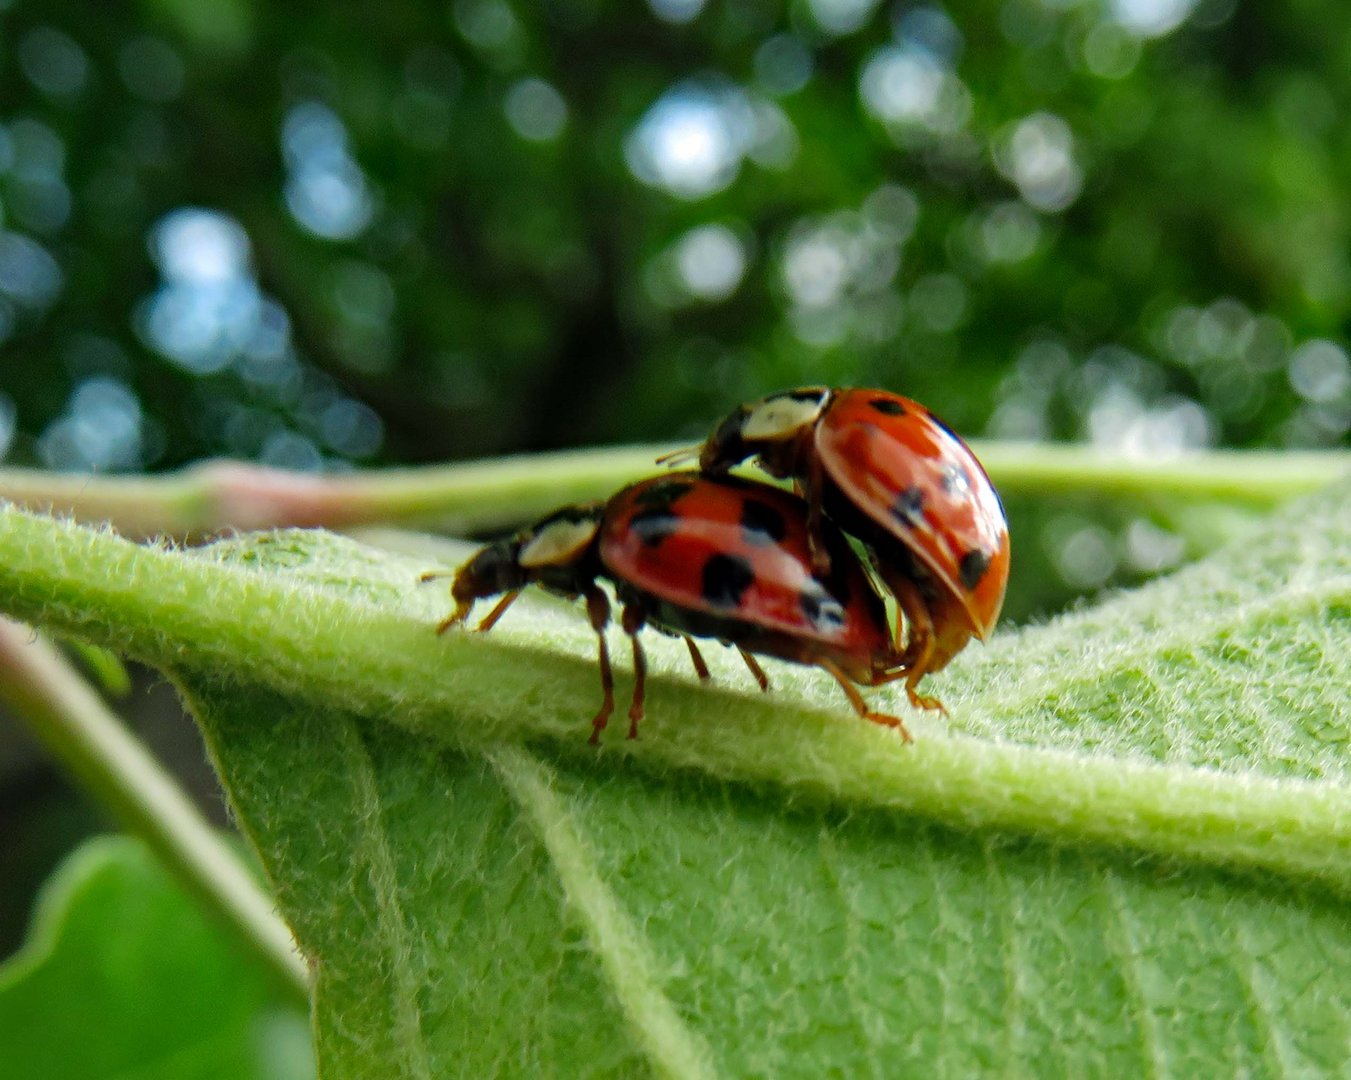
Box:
<box><xmin>0</xmin><ymin>835</ymin><xmax>313</xmax><ymax>1080</ymax></box>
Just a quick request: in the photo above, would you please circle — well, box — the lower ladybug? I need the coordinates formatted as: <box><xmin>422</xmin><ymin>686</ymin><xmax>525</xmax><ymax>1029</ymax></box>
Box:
<box><xmin>426</xmin><ymin>472</ymin><xmax>914</xmax><ymax>744</ymax></box>
<box><xmin>680</xmin><ymin>386</ymin><xmax>1010</xmax><ymax>712</ymax></box>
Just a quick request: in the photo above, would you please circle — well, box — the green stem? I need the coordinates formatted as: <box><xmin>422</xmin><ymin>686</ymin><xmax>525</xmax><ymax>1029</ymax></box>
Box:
<box><xmin>980</xmin><ymin>442</ymin><xmax>1348</xmax><ymax>504</ymax></box>
<box><xmin>0</xmin><ymin>503</ymin><xmax>1346</xmax><ymax>895</ymax></box>
<box><xmin>0</xmin><ymin>618</ymin><xmax>310</xmax><ymax>1006</ymax></box>
<box><xmin>0</xmin><ymin>445</ymin><xmax>1343</xmax><ymax>539</ymax></box>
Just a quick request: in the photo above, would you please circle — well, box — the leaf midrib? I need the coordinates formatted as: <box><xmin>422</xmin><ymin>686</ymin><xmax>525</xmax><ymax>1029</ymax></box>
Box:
<box><xmin>0</xmin><ymin>505</ymin><xmax>1347</xmax><ymax>896</ymax></box>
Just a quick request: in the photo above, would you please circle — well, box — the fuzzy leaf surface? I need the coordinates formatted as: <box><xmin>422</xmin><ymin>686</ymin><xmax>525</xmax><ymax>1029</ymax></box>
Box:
<box><xmin>0</xmin><ymin>479</ymin><xmax>1347</xmax><ymax>1076</ymax></box>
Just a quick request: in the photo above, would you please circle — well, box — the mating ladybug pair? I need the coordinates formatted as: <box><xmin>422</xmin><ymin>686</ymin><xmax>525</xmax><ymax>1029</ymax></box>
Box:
<box><xmin>427</xmin><ymin>387</ymin><xmax>1010</xmax><ymax>744</ymax></box>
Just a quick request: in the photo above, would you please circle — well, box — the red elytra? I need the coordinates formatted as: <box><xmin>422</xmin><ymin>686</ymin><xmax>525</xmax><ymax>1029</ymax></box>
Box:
<box><xmin>599</xmin><ymin>473</ymin><xmax>892</xmax><ymax>670</ymax></box>
<box><xmin>425</xmin><ymin>472</ymin><xmax>914</xmax><ymax>743</ymax></box>
<box><xmin>692</xmin><ymin>386</ymin><xmax>1011</xmax><ymax>710</ymax></box>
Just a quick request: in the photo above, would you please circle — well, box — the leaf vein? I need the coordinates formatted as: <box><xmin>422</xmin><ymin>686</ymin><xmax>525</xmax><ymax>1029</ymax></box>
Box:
<box><xmin>488</xmin><ymin>745</ymin><xmax>717</xmax><ymax>1080</ymax></box>
<box><xmin>817</xmin><ymin>829</ymin><xmax>884</xmax><ymax>1080</ymax></box>
<box><xmin>1099</xmin><ymin>870</ymin><xmax>1168</xmax><ymax>1080</ymax></box>
<box><xmin>342</xmin><ymin>721</ymin><xmax>435</xmax><ymax>1080</ymax></box>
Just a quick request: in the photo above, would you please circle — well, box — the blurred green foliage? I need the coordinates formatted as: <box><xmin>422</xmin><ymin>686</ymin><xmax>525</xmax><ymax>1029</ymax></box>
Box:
<box><xmin>0</xmin><ymin>0</ymin><xmax>1346</xmax><ymax>479</ymax></box>
<box><xmin>0</xmin><ymin>0</ymin><xmax>1348</xmax><ymax>1011</ymax></box>
<box><xmin>0</xmin><ymin>835</ymin><xmax>313</xmax><ymax>1079</ymax></box>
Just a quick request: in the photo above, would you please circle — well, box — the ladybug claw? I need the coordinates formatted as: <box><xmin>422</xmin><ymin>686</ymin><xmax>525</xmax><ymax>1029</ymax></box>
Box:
<box><xmin>907</xmin><ymin>688</ymin><xmax>947</xmax><ymax>715</ymax></box>
<box><xmin>589</xmin><ymin>704</ymin><xmax>613</xmax><ymax>746</ymax></box>
<box><xmin>867</xmin><ymin>711</ymin><xmax>914</xmax><ymax>744</ymax></box>
<box><xmin>435</xmin><ymin>602</ymin><xmax>472</xmax><ymax>635</ymax></box>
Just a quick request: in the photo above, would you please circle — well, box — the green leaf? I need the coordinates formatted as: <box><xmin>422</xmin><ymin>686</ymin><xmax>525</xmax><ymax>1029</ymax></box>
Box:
<box><xmin>0</xmin><ymin>835</ymin><xmax>313</xmax><ymax>1080</ymax></box>
<box><xmin>0</xmin><ymin>477</ymin><xmax>1347</xmax><ymax>1075</ymax></box>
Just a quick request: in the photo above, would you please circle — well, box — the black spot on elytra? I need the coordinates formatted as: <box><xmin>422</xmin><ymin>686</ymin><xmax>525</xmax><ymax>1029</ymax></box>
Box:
<box><xmin>870</xmin><ymin>397</ymin><xmax>905</xmax><ymax>416</ymax></box>
<box><xmin>701</xmin><ymin>553</ymin><xmax>755</xmax><ymax>608</ymax></box>
<box><xmin>891</xmin><ymin>486</ymin><xmax>926</xmax><ymax>527</ymax></box>
<box><xmin>959</xmin><ymin>548</ymin><xmax>991</xmax><ymax>591</ymax></box>
<box><xmin>740</xmin><ymin>499</ymin><xmax>787</xmax><ymax>545</ymax></box>
<box><xmin>633</xmin><ymin>476</ymin><xmax>695</xmax><ymax>510</ymax></box>
<box><xmin>629</xmin><ymin>508</ymin><xmax>678</xmax><ymax>547</ymax></box>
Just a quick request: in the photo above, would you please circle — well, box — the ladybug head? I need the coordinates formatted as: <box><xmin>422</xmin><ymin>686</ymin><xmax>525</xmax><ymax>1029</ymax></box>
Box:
<box><xmin>451</xmin><ymin>539</ymin><xmax>530</xmax><ymax>606</ymax></box>
<box><xmin>454</xmin><ymin>503</ymin><xmax>604</xmax><ymax>604</ymax></box>
<box><xmin>699</xmin><ymin>387</ymin><xmax>831</xmax><ymax>476</ymax></box>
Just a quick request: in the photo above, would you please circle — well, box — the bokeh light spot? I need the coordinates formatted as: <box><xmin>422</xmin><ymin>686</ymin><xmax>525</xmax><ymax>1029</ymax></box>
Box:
<box><xmin>674</xmin><ymin>224</ymin><xmax>747</xmax><ymax>301</ymax></box>
<box><xmin>1288</xmin><ymin>339</ymin><xmax>1351</xmax><ymax>404</ymax></box>
<box><xmin>1111</xmin><ymin>0</ymin><xmax>1198</xmax><ymax>38</ymax></box>
<box><xmin>647</xmin><ymin>0</ymin><xmax>707</xmax><ymax>24</ymax></box>
<box><xmin>454</xmin><ymin>0</ymin><xmax>522</xmax><ymax>53</ymax></box>
<box><xmin>909</xmin><ymin>273</ymin><xmax>968</xmax><ymax>333</ymax></box>
<box><xmin>18</xmin><ymin>26</ymin><xmax>89</xmax><ymax>100</ymax></box>
<box><xmin>504</xmin><ymin>78</ymin><xmax>568</xmax><ymax>143</ymax></box>
<box><xmin>151</xmin><ymin>208</ymin><xmax>250</xmax><ymax>283</ymax></box>
<box><xmin>0</xmin><ymin>231</ymin><xmax>64</xmax><ymax>308</ymax></box>
<box><xmin>38</xmin><ymin>377</ymin><xmax>144</xmax><ymax>472</ymax></box>
<box><xmin>260</xmin><ymin>429</ymin><xmax>323</xmax><ymax>471</ymax></box>
<box><xmin>995</xmin><ymin>112</ymin><xmax>1083</xmax><ymax>212</ymax></box>
<box><xmin>754</xmin><ymin>35</ymin><xmax>813</xmax><ymax>96</ymax></box>
<box><xmin>1055</xmin><ymin>522</ymin><xmax>1119</xmax><ymax>589</ymax></box>
<box><xmin>626</xmin><ymin>82</ymin><xmax>754</xmax><ymax>199</ymax></box>
<box><xmin>1125</xmin><ymin>518</ymin><xmax>1186</xmax><ymax>573</ymax></box>
<box><xmin>319</xmin><ymin>399</ymin><xmax>383</xmax><ymax>458</ymax></box>
<box><xmin>977</xmin><ymin>201</ymin><xmax>1041</xmax><ymax>263</ymax></box>
<box><xmin>859</xmin><ymin>45</ymin><xmax>970</xmax><ymax>136</ymax></box>
<box><xmin>809</xmin><ymin>0</ymin><xmax>883</xmax><ymax>36</ymax></box>
<box><xmin>1082</xmin><ymin>21</ymin><xmax>1141</xmax><ymax>79</ymax></box>
<box><xmin>282</xmin><ymin>103</ymin><xmax>375</xmax><ymax>241</ymax></box>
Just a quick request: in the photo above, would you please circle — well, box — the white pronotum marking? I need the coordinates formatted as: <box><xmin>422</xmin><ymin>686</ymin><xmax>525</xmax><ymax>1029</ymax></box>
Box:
<box><xmin>741</xmin><ymin>390</ymin><xmax>829</xmax><ymax>441</ymax></box>
<box><xmin>519</xmin><ymin>517</ymin><xmax>600</xmax><ymax>568</ymax></box>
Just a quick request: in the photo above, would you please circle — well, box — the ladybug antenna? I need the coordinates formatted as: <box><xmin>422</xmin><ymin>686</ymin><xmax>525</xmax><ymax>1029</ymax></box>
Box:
<box><xmin>654</xmin><ymin>445</ymin><xmax>699</xmax><ymax>468</ymax></box>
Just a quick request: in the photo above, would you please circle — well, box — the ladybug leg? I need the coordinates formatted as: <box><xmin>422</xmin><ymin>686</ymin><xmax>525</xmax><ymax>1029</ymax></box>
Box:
<box><xmin>584</xmin><ymin>587</ymin><xmax>615</xmax><ymax>746</ymax></box>
<box><xmin>904</xmin><ymin>670</ymin><xmax>946</xmax><ymax>715</ymax></box>
<box><xmin>621</xmin><ymin>604</ymin><xmax>648</xmax><ymax>740</ymax></box>
<box><xmin>434</xmin><ymin>598</ymin><xmax>475</xmax><ymax>635</ymax></box>
<box><xmin>872</xmin><ymin>664</ymin><xmax>947</xmax><ymax>716</ymax></box>
<box><xmin>879</xmin><ymin>572</ymin><xmax>949</xmax><ymax>714</ymax></box>
<box><xmin>736</xmin><ymin>647</ymin><xmax>770</xmax><ymax>692</ymax></box>
<box><xmin>817</xmin><ymin>658</ymin><xmax>912</xmax><ymax>744</ymax></box>
<box><xmin>655</xmin><ymin>445</ymin><xmax>699</xmax><ymax>468</ymax></box>
<box><xmin>423</xmin><ymin>570</ymin><xmax>472</xmax><ymax>632</ymax></box>
<box><xmin>682</xmin><ymin>635</ymin><xmax>711</xmax><ymax>681</ymax></box>
<box><xmin>473</xmin><ymin>589</ymin><xmax>522</xmax><ymax>633</ymax></box>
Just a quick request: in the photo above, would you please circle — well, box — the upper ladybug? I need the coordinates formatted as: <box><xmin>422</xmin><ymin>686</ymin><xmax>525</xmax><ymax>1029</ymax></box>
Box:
<box><xmin>690</xmin><ymin>386</ymin><xmax>1010</xmax><ymax>710</ymax></box>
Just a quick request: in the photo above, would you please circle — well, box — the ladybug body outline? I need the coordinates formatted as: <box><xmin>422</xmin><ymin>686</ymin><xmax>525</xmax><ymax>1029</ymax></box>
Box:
<box><xmin>429</xmin><ymin>472</ymin><xmax>914</xmax><ymax>743</ymax></box>
<box><xmin>695</xmin><ymin>386</ymin><xmax>1011</xmax><ymax>710</ymax></box>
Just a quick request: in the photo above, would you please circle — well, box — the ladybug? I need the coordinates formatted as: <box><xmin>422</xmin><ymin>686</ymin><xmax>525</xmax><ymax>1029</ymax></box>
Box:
<box><xmin>687</xmin><ymin>387</ymin><xmax>1010</xmax><ymax>711</ymax></box>
<box><xmin>426</xmin><ymin>472</ymin><xmax>914</xmax><ymax>744</ymax></box>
